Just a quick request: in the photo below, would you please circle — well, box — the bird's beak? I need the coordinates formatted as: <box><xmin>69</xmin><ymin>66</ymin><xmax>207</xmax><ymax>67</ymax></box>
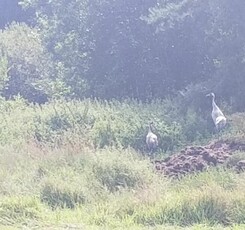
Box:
<box><xmin>206</xmin><ymin>93</ymin><xmax>210</xmax><ymax>97</ymax></box>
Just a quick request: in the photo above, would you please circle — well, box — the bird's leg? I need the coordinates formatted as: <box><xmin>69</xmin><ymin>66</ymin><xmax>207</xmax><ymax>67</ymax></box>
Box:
<box><xmin>147</xmin><ymin>147</ymin><xmax>151</xmax><ymax>157</ymax></box>
<box><xmin>149</xmin><ymin>148</ymin><xmax>156</xmax><ymax>159</ymax></box>
<box><xmin>215</xmin><ymin>127</ymin><xmax>222</xmax><ymax>140</ymax></box>
<box><xmin>152</xmin><ymin>151</ymin><xmax>156</xmax><ymax>159</ymax></box>
<box><xmin>217</xmin><ymin>131</ymin><xmax>221</xmax><ymax>140</ymax></box>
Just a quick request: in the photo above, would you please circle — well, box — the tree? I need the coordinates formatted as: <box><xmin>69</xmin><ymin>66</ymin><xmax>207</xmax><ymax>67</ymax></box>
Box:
<box><xmin>19</xmin><ymin>0</ymin><xmax>245</xmax><ymax>110</ymax></box>
<box><xmin>0</xmin><ymin>22</ymin><xmax>51</xmax><ymax>103</ymax></box>
<box><xmin>206</xmin><ymin>0</ymin><xmax>245</xmax><ymax>111</ymax></box>
<box><xmin>145</xmin><ymin>0</ymin><xmax>245</xmax><ymax>110</ymax></box>
<box><xmin>20</xmin><ymin>0</ymin><xmax>92</xmax><ymax>98</ymax></box>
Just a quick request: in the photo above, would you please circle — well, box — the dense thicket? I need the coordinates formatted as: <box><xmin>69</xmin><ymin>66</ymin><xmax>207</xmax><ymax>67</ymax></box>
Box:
<box><xmin>0</xmin><ymin>0</ymin><xmax>244</xmax><ymax>111</ymax></box>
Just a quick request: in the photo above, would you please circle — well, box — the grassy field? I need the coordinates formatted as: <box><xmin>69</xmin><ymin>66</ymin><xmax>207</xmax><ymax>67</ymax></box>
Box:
<box><xmin>0</xmin><ymin>97</ymin><xmax>244</xmax><ymax>229</ymax></box>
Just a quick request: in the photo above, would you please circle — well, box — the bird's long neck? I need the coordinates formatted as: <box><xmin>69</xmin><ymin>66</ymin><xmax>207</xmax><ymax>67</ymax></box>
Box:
<box><xmin>212</xmin><ymin>95</ymin><xmax>218</xmax><ymax>110</ymax></box>
<box><xmin>148</xmin><ymin>124</ymin><xmax>153</xmax><ymax>133</ymax></box>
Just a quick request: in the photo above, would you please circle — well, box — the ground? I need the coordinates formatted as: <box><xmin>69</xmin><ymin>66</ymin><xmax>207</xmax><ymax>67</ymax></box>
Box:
<box><xmin>155</xmin><ymin>140</ymin><xmax>245</xmax><ymax>178</ymax></box>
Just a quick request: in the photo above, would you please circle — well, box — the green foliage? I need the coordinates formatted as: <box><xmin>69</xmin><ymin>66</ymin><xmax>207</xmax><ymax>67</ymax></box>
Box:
<box><xmin>181</xmin><ymin>108</ymin><xmax>211</xmax><ymax>142</ymax></box>
<box><xmin>20</xmin><ymin>0</ymin><xmax>91</xmax><ymax>99</ymax></box>
<box><xmin>230</xmin><ymin>113</ymin><xmax>245</xmax><ymax>134</ymax></box>
<box><xmin>0</xmin><ymin>0</ymin><xmax>238</xmax><ymax>116</ymax></box>
<box><xmin>0</xmin><ymin>97</ymin><xmax>213</xmax><ymax>152</ymax></box>
<box><xmin>0</xmin><ymin>22</ymin><xmax>50</xmax><ymax>102</ymax></box>
<box><xmin>14</xmin><ymin>0</ymin><xmax>245</xmax><ymax>113</ymax></box>
<box><xmin>144</xmin><ymin>0</ymin><xmax>245</xmax><ymax>111</ymax></box>
<box><xmin>83</xmin><ymin>168</ymin><xmax>245</xmax><ymax>228</ymax></box>
<box><xmin>17</xmin><ymin>0</ymin><xmax>204</xmax><ymax>100</ymax></box>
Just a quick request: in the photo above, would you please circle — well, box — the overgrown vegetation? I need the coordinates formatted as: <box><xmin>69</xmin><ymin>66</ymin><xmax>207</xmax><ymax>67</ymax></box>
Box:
<box><xmin>0</xmin><ymin>0</ymin><xmax>244</xmax><ymax>229</ymax></box>
<box><xmin>0</xmin><ymin>98</ymin><xmax>243</xmax><ymax>229</ymax></box>
<box><xmin>0</xmin><ymin>134</ymin><xmax>245</xmax><ymax>229</ymax></box>
<box><xmin>0</xmin><ymin>96</ymin><xmax>214</xmax><ymax>151</ymax></box>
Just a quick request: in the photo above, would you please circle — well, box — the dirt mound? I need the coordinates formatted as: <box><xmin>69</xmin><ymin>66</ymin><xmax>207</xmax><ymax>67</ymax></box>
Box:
<box><xmin>154</xmin><ymin>140</ymin><xmax>245</xmax><ymax>178</ymax></box>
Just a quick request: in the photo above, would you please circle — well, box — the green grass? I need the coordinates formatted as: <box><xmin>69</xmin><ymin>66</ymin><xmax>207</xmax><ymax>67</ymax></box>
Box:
<box><xmin>0</xmin><ymin>97</ymin><xmax>244</xmax><ymax>229</ymax></box>
<box><xmin>0</xmin><ymin>141</ymin><xmax>244</xmax><ymax>229</ymax></box>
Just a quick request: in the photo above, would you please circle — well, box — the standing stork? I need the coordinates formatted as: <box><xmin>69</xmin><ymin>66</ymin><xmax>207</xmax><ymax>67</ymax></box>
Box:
<box><xmin>146</xmin><ymin>122</ymin><xmax>158</xmax><ymax>154</ymax></box>
<box><xmin>206</xmin><ymin>93</ymin><xmax>227</xmax><ymax>131</ymax></box>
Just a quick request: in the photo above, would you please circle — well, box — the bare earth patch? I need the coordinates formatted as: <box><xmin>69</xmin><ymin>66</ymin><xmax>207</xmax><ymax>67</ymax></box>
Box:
<box><xmin>155</xmin><ymin>140</ymin><xmax>245</xmax><ymax>178</ymax></box>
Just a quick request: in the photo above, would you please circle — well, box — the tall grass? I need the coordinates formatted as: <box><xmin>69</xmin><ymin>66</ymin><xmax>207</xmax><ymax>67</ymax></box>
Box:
<box><xmin>0</xmin><ymin>139</ymin><xmax>244</xmax><ymax>229</ymax></box>
<box><xmin>0</xmin><ymin>97</ymin><xmax>244</xmax><ymax>229</ymax></box>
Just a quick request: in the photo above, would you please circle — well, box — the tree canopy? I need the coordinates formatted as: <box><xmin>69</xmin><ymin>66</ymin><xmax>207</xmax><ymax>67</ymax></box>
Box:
<box><xmin>0</xmin><ymin>0</ymin><xmax>244</xmax><ymax>110</ymax></box>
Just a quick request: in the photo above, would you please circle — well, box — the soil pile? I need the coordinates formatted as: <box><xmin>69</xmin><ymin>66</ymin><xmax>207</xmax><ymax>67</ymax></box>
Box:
<box><xmin>155</xmin><ymin>140</ymin><xmax>245</xmax><ymax>178</ymax></box>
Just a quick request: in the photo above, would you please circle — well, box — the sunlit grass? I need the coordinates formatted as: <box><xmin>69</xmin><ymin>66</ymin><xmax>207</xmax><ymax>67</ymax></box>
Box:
<box><xmin>0</xmin><ymin>139</ymin><xmax>244</xmax><ymax>229</ymax></box>
<box><xmin>0</xmin><ymin>98</ymin><xmax>244</xmax><ymax>229</ymax></box>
